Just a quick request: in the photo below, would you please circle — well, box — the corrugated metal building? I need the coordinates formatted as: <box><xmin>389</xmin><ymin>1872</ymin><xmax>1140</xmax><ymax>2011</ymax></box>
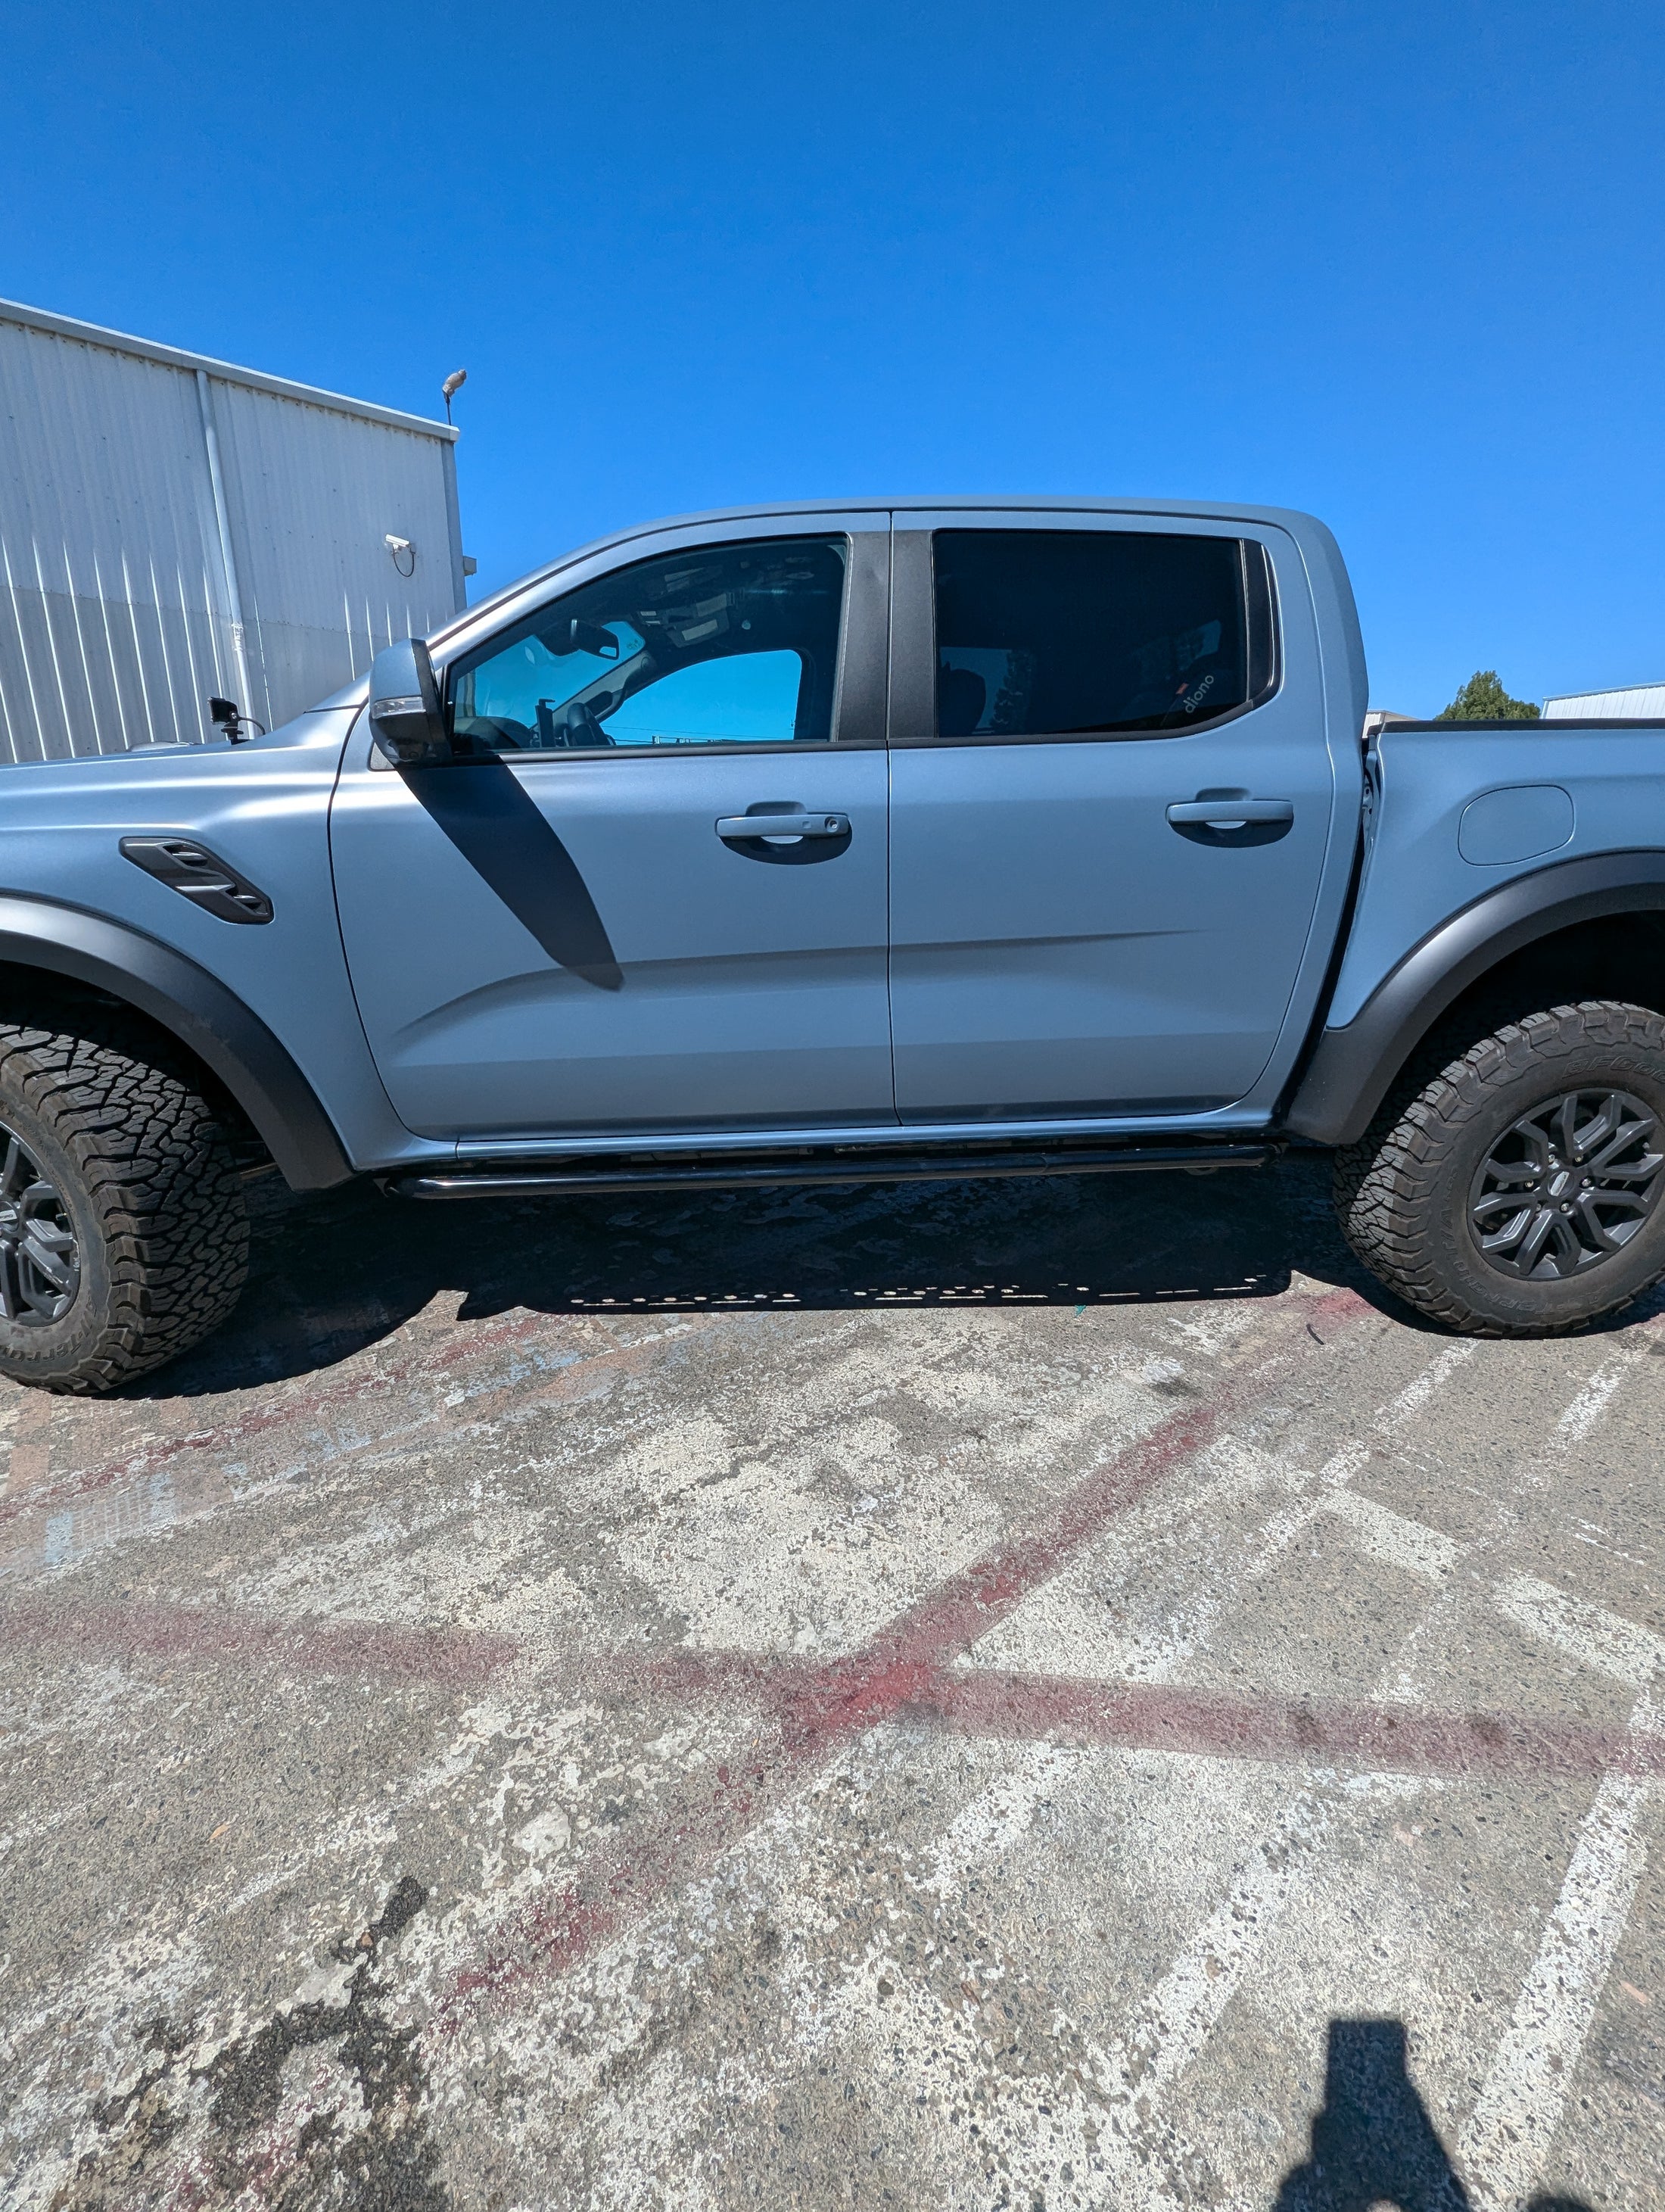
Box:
<box><xmin>1543</xmin><ymin>683</ymin><xmax>1665</xmax><ymax>719</ymax></box>
<box><xmin>0</xmin><ymin>299</ymin><xmax>465</xmax><ymax>762</ymax></box>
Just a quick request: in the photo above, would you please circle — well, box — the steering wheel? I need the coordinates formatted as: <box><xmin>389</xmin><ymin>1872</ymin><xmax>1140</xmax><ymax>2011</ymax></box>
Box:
<box><xmin>556</xmin><ymin>697</ymin><xmax>614</xmax><ymax>748</ymax></box>
<box><xmin>454</xmin><ymin>715</ymin><xmax>532</xmax><ymax>750</ymax></box>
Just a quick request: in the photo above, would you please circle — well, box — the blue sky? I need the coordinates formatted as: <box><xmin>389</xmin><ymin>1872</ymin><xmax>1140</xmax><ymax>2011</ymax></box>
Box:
<box><xmin>5</xmin><ymin>1</ymin><xmax>1662</xmax><ymax>714</ymax></box>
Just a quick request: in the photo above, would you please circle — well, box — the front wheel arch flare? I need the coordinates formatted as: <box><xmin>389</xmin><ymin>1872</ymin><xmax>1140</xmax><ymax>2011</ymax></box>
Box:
<box><xmin>0</xmin><ymin>896</ymin><xmax>351</xmax><ymax>1189</ymax></box>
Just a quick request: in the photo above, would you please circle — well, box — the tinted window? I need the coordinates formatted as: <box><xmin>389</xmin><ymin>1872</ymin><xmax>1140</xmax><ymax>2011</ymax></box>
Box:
<box><xmin>449</xmin><ymin>537</ymin><xmax>846</xmax><ymax>752</ymax></box>
<box><xmin>933</xmin><ymin>530</ymin><xmax>1259</xmax><ymax>738</ymax></box>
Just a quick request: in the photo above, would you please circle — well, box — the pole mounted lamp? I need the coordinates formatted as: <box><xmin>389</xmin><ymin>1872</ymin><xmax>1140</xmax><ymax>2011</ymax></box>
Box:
<box><xmin>441</xmin><ymin>369</ymin><xmax>467</xmax><ymax>425</ymax></box>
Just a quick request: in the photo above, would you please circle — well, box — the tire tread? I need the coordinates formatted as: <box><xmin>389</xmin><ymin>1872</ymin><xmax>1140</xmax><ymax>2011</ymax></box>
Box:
<box><xmin>0</xmin><ymin>1016</ymin><xmax>248</xmax><ymax>1392</ymax></box>
<box><xmin>1333</xmin><ymin>999</ymin><xmax>1665</xmax><ymax>1337</ymax></box>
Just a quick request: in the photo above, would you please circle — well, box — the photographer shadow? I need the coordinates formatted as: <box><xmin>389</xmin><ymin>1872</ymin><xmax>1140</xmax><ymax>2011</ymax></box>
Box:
<box><xmin>1274</xmin><ymin>2018</ymin><xmax>1591</xmax><ymax>2212</ymax></box>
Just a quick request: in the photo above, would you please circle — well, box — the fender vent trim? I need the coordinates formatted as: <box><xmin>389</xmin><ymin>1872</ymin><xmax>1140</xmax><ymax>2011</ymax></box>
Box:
<box><xmin>120</xmin><ymin>838</ymin><xmax>274</xmax><ymax>924</ymax></box>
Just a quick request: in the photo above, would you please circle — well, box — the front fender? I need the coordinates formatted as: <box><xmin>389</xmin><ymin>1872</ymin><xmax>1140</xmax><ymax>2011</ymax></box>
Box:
<box><xmin>1282</xmin><ymin>849</ymin><xmax>1665</xmax><ymax>1146</ymax></box>
<box><xmin>0</xmin><ymin>894</ymin><xmax>353</xmax><ymax>1189</ymax></box>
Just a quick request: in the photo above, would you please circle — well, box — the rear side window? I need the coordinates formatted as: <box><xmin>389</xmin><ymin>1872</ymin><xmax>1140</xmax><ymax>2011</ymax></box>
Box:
<box><xmin>932</xmin><ymin>529</ymin><xmax>1277</xmax><ymax>739</ymax></box>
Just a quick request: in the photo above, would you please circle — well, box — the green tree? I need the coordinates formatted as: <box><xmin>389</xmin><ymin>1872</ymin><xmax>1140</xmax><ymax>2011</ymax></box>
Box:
<box><xmin>1436</xmin><ymin>670</ymin><xmax>1541</xmax><ymax>721</ymax></box>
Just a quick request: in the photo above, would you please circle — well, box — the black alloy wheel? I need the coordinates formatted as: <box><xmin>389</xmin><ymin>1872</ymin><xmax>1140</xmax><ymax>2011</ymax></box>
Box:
<box><xmin>1332</xmin><ymin>1001</ymin><xmax>1665</xmax><ymax>1337</ymax></box>
<box><xmin>0</xmin><ymin>1122</ymin><xmax>80</xmax><ymax>1325</ymax></box>
<box><xmin>1467</xmin><ymin>1087</ymin><xmax>1665</xmax><ymax>1280</ymax></box>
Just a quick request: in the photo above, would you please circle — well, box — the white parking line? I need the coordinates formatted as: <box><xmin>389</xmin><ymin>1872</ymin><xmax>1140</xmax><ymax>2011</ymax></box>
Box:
<box><xmin>1250</xmin><ymin>1344</ymin><xmax>1479</xmax><ymax>1575</ymax></box>
<box><xmin>1087</xmin><ymin>1790</ymin><xmax>1331</xmax><ymax>2105</ymax></box>
<box><xmin>1493</xmin><ymin>1574</ymin><xmax>1665</xmax><ymax>1692</ymax></box>
<box><xmin>1321</xmin><ymin>1488</ymin><xmax>1465</xmax><ymax>1583</ymax></box>
<box><xmin>1458</xmin><ymin>1768</ymin><xmax>1651</xmax><ymax>2210</ymax></box>
<box><xmin>1378</xmin><ymin>1342</ymin><xmax>1481</xmax><ymax>1431</ymax></box>
<box><xmin>1554</xmin><ymin>1348</ymin><xmax>1646</xmax><ymax>1447</ymax></box>
<box><xmin>1319</xmin><ymin>1344</ymin><xmax>1658</xmax><ymax>2204</ymax></box>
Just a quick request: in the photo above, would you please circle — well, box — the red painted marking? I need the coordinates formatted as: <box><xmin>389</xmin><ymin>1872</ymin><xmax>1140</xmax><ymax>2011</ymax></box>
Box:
<box><xmin>912</xmin><ymin>1666</ymin><xmax>1665</xmax><ymax>1783</ymax></box>
<box><xmin>627</xmin><ymin>1641</ymin><xmax>1665</xmax><ymax>1785</ymax></box>
<box><xmin>631</xmin><ymin>1649</ymin><xmax>1665</xmax><ymax>1784</ymax></box>
<box><xmin>0</xmin><ymin>1597</ymin><xmax>517</xmax><ymax>1690</ymax></box>
<box><xmin>434</xmin><ymin>1285</ymin><xmax>1380</xmax><ymax>2024</ymax></box>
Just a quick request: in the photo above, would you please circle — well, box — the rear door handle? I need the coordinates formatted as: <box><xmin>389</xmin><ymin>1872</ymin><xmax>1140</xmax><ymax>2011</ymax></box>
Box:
<box><xmin>1166</xmin><ymin>799</ymin><xmax>1294</xmax><ymax>828</ymax></box>
<box><xmin>716</xmin><ymin>812</ymin><xmax>850</xmax><ymax>842</ymax></box>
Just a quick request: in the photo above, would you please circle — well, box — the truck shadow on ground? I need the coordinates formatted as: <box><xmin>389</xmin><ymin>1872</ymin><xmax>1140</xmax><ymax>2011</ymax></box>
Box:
<box><xmin>148</xmin><ymin>1149</ymin><xmax>1665</xmax><ymax>1397</ymax></box>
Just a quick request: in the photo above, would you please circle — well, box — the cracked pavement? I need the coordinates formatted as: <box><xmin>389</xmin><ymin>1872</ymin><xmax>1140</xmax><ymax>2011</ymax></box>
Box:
<box><xmin>2</xmin><ymin>1156</ymin><xmax>1663</xmax><ymax>2208</ymax></box>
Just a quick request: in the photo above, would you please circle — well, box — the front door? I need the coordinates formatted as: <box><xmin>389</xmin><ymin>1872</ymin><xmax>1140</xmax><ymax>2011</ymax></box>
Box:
<box><xmin>331</xmin><ymin>525</ymin><xmax>894</xmax><ymax>1139</ymax></box>
<box><xmin>887</xmin><ymin>517</ymin><xmax>1337</xmax><ymax>1120</ymax></box>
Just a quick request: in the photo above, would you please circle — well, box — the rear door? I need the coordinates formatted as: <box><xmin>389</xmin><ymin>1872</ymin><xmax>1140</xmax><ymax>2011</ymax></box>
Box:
<box><xmin>886</xmin><ymin>515</ymin><xmax>1335</xmax><ymax>1120</ymax></box>
<box><xmin>331</xmin><ymin>521</ymin><xmax>894</xmax><ymax>1139</ymax></box>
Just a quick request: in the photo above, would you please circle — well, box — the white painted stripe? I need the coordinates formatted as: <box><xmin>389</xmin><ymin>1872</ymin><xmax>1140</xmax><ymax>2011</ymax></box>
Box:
<box><xmin>1322</xmin><ymin>1489</ymin><xmax>1465</xmax><ymax>1583</ymax></box>
<box><xmin>1458</xmin><ymin>1771</ymin><xmax>1648</xmax><ymax>2209</ymax></box>
<box><xmin>920</xmin><ymin>1742</ymin><xmax>1081</xmax><ymax>1893</ymax></box>
<box><xmin>1492</xmin><ymin>1574</ymin><xmax>1665</xmax><ymax>1692</ymax></box>
<box><xmin>1082</xmin><ymin>1777</ymin><xmax>1424</xmax><ymax>2209</ymax></box>
<box><xmin>1554</xmin><ymin>1351</ymin><xmax>1641</xmax><ymax>1448</ymax></box>
<box><xmin>1378</xmin><ymin>1341</ymin><xmax>1478</xmax><ymax>1431</ymax></box>
<box><xmin>1245</xmin><ymin>1345</ymin><xmax>1478</xmax><ymax>1579</ymax></box>
<box><xmin>1090</xmin><ymin>1791</ymin><xmax>1330</xmax><ymax>2108</ymax></box>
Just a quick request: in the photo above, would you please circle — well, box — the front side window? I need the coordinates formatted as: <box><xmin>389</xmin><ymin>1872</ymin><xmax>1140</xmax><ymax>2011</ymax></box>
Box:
<box><xmin>448</xmin><ymin>537</ymin><xmax>847</xmax><ymax>752</ymax></box>
<box><xmin>933</xmin><ymin>529</ymin><xmax>1274</xmax><ymax>739</ymax></box>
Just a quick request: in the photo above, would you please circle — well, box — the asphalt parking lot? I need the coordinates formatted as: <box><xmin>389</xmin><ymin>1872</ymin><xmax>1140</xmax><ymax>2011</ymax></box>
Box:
<box><xmin>3</xmin><ymin>1155</ymin><xmax>1663</xmax><ymax>2210</ymax></box>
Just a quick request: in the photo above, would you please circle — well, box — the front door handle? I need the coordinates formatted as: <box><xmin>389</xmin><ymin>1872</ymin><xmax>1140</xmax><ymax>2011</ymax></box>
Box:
<box><xmin>716</xmin><ymin>812</ymin><xmax>850</xmax><ymax>843</ymax></box>
<box><xmin>1166</xmin><ymin>799</ymin><xmax>1294</xmax><ymax>829</ymax></box>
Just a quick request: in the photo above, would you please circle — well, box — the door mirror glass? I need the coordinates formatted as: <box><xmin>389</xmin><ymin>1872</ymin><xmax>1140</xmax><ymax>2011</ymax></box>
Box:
<box><xmin>368</xmin><ymin>637</ymin><xmax>448</xmax><ymax>765</ymax></box>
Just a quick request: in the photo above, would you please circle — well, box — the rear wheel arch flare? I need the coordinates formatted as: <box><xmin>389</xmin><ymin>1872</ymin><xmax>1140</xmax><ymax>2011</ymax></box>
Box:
<box><xmin>1285</xmin><ymin>852</ymin><xmax>1665</xmax><ymax>1146</ymax></box>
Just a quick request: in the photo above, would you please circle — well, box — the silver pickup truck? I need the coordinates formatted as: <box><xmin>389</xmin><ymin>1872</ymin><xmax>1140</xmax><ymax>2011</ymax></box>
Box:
<box><xmin>0</xmin><ymin>496</ymin><xmax>1661</xmax><ymax>1390</ymax></box>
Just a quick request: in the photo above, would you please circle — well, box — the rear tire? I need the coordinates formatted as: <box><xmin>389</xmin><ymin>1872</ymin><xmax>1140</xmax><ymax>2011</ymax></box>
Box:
<box><xmin>0</xmin><ymin>1018</ymin><xmax>249</xmax><ymax>1393</ymax></box>
<box><xmin>1333</xmin><ymin>1000</ymin><xmax>1665</xmax><ymax>1336</ymax></box>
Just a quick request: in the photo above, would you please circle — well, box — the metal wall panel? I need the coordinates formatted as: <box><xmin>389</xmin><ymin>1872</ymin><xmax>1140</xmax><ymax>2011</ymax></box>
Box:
<box><xmin>0</xmin><ymin>321</ymin><xmax>233</xmax><ymax>759</ymax></box>
<box><xmin>1543</xmin><ymin>684</ymin><xmax>1665</xmax><ymax>720</ymax></box>
<box><xmin>210</xmin><ymin>379</ymin><xmax>459</xmax><ymax>729</ymax></box>
<box><xmin>0</xmin><ymin>303</ymin><xmax>462</xmax><ymax>762</ymax></box>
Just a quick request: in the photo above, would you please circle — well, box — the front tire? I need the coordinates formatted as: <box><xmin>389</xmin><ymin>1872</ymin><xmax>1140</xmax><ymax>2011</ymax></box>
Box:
<box><xmin>0</xmin><ymin>1019</ymin><xmax>249</xmax><ymax>1393</ymax></box>
<box><xmin>1333</xmin><ymin>1001</ymin><xmax>1665</xmax><ymax>1336</ymax></box>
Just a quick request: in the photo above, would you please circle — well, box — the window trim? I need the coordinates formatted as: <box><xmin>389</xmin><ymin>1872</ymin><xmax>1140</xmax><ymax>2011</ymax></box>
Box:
<box><xmin>435</xmin><ymin>528</ymin><xmax>888</xmax><ymax>762</ymax></box>
<box><xmin>891</xmin><ymin>522</ymin><xmax>1285</xmax><ymax>749</ymax></box>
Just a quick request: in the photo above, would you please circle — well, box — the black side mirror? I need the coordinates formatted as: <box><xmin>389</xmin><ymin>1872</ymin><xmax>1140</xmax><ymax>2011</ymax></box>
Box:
<box><xmin>368</xmin><ymin>638</ymin><xmax>449</xmax><ymax>765</ymax></box>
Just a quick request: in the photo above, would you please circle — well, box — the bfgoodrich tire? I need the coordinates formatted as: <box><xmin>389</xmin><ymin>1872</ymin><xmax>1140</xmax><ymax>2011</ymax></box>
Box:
<box><xmin>0</xmin><ymin>1018</ymin><xmax>249</xmax><ymax>1393</ymax></box>
<box><xmin>1333</xmin><ymin>1001</ymin><xmax>1665</xmax><ymax>1337</ymax></box>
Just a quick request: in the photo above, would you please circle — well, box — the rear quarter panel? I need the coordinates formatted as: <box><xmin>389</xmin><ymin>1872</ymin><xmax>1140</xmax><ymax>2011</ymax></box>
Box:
<box><xmin>1328</xmin><ymin>724</ymin><xmax>1665</xmax><ymax>1027</ymax></box>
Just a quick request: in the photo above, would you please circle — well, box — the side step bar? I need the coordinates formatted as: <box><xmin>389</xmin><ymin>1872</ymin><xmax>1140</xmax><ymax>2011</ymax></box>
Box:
<box><xmin>386</xmin><ymin>1141</ymin><xmax>1278</xmax><ymax>1201</ymax></box>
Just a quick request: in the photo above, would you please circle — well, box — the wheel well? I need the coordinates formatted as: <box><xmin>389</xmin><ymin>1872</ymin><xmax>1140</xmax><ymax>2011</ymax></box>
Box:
<box><xmin>0</xmin><ymin>964</ymin><xmax>275</xmax><ymax>1172</ymax></box>
<box><xmin>1435</xmin><ymin>911</ymin><xmax>1665</xmax><ymax>1048</ymax></box>
<box><xmin>1284</xmin><ymin>858</ymin><xmax>1665</xmax><ymax>1148</ymax></box>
